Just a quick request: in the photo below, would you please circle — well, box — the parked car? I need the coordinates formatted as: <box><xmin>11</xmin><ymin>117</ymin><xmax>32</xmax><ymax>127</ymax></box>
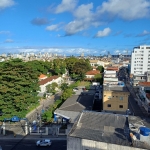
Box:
<box><xmin>36</xmin><ymin>139</ymin><xmax>52</xmax><ymax>146</ymax></box>
<box><xmin>73</xmin><ymin>88</ymin><xmax>78</xmax><ymax>92</ymax></box>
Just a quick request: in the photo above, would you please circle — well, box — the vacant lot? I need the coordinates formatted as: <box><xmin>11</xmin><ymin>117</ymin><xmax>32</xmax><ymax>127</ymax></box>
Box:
<box><xmin>78</xmin><ymin>81</ymin><xmax>91</xmax><ymax>86</ymax></box>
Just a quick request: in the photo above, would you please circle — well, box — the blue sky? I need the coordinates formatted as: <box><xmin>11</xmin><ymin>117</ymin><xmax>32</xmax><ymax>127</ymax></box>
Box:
<box><xmin>0</xmin><ymin>0</ymin><xmax>150</xmax><ymax>56</ymax></box>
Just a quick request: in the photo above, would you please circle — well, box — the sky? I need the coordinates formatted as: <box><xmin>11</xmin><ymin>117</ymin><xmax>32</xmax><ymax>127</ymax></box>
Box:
<box><xmin>0</xmin><ymin>0</ymin><xmax>150</xmax><ymax>56</ymax></box>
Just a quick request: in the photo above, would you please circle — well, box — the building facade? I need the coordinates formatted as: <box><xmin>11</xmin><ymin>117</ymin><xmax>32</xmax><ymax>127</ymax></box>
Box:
<box><xmin>131</xmin><ymin>45</ymin><xmax>150</xmax><ymax>75</ymax></box>
<box><xmin>103</xmin><ymin>82</ymin><xmax>130</xmax><ymax>113</ymax></box>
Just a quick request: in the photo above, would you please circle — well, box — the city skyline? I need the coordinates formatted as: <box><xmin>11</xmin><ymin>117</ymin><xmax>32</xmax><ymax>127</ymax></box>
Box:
<box><xmin>0</xmin><ymin>0</ymin><xmax>150</xmax><ymax>56</ymax></box>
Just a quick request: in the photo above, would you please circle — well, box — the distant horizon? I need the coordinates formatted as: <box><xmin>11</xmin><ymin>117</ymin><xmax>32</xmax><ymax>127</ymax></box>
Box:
<box><xmin>0</xmin><ymin>46</ymin><xmax>132</xmax><ymax>56</ymax></box>
<box><xmin>0</xmin><ymin>49</ymin><xmax>132</xmax><ymax>57</ymax></box>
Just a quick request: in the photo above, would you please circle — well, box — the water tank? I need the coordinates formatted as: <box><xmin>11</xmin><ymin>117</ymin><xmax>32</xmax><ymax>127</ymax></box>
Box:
<box><xmin>140</xmin><ymin>127</ymin><xmax>150</xmax><ymax>136</ymax></box>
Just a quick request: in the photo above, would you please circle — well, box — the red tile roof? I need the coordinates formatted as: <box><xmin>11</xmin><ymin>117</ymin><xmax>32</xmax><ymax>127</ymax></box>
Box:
<box><xmin>106</xmin><ymin>67</ymin><xmax>118</xmax><ymax>71</ymax></box>
<box><xmin>139</xmin><ymin>82</ymin><xmax>150</xmax><ymax>86</ymax></box>
<box><xmin>86</xmin><ymin>70</ymin><xmax>100</xmax><ymax>75</ymax></box>
<box><xmin>39</xmin><ymin>74</ymin><xmax>47</xmax><ymax>79</ymax></box>
<box><xmin>39</xmin><ymin>76</ymin><xmax>59</xmax><ymax>85</ymax></box>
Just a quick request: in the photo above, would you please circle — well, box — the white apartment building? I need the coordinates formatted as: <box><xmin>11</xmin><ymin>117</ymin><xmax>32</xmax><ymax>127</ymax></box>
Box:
<box><xmin>131</xmin><ymin>45</ymin><xmax>150</xmax><ymax>75</ymax></box>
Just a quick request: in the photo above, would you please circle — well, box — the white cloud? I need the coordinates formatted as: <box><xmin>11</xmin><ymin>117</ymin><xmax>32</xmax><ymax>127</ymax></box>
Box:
<box><xmin>0</xmin><ymin>31</ymin><xmax>10</xmax><ymax>34</ymax></box>
<box><xmin>0</xmin><ymin>0</ymin><xmax>15</xmax><ymax>10</ymax></box>
<box><xmin>46</xmin><ymin>24</ymin><xmax>60</xmax><ymax>31</ymax></box>
<box><xmin>51</xmin><ymin>0</ymin><xmax>150</xmax><ymax>35</ymax></box>
<box><xmin>95</xmin><ymin>28</ymin><xmax>111</xmax><ymax>38</ymax></box>
<box><xmin>73</xmin><ymin>3</ymin><xmax>93</xmax><ymax>19</ymax></box>
<box><xmin>65</xmin><ymin>20</ymin><xmax>89</xmax><ymax>35</ymax></box>
<box><xmin>0</xmin><ymin>46</ymin><xmax>100</xmax><ymax>56</ymax></box>
<box><xmin>4</xmin><ymin>39</ymin><xmax>14</xmax><ymax>43</ymax></box>
<box><xmin>137</xmin><ymin>30</ymin><xmax>150</xmax><ymax>37</ymax></box>
<box><xmin>114</xmin><ymin>50</ymin><xmax>120</xmax><ymax>54</ymax></box>
<box><xmin>97</xmin><ymin>0</ymin><xmax>150</xmax><ymax>20</ymax></box>
<box><xmin>55</xmin><ymin>0</ymin><xmax>78</xmax><ymax>13</ymax></box>
<box><xmin>100</xmin><ymin>50</ymin><xmax>107</xmax><ymax>54</ymax></box>
<box><xmin>64</xmin><ymin>3</ymin><xmax>102</xmax><ymax>35</ymax></box>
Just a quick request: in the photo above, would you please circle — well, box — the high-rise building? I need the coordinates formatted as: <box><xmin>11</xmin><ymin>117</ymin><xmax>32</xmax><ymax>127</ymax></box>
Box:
<box><xmin>131</xmin><ymin>45</ymin><xmax>150</xmax><ymax>75</ymax></box>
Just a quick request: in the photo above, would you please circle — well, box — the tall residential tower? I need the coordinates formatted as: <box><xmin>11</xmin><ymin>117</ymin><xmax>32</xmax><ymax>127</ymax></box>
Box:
<box><xmin>131</xmin><ymin>45</ymin><xmax>150</xmax><ymax>75</ymax></box>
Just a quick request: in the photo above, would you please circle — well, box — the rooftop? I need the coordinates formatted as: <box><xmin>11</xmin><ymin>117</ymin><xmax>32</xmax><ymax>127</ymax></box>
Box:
<box><xmin>106</xmin><ymin>67</ymin><xmax>118</xmax><ymax>71</ymax></box>
<box><xmin>139</xmin><ymin>82</ymin><xmax>150</xmax><ymax>87</ymax></box>
<box><xmin>86</xmin><ymin>70</ymin><xmax>100</xmax><ymax>75</ymax></box>
<box><xmin>38</xmin><ymin>75</ymin><xmax>59</xmax><ymax>85</ymax></box>
<box><xmin>38</xmin><ymin>74</ymin><xmax>47</xmax><ymax>79</ymax></box>
<box><xmin>103</xmin><ymin>85</ymin><xmax>128</xmax><ymax>92</ymax></box>
<box><xmin>103</xmin><ymin>81</ymin><xmax>129</xmax><ymax>92</ymax></box>
<box><xmin>69</xmin><ymin>111</ymin><xmax>131</xmax><ymax>146</ymax></box>
<box><xmin>58</xmin><ymin>94</ymin><xmax>94</xmax><ymax>112</ymax></box>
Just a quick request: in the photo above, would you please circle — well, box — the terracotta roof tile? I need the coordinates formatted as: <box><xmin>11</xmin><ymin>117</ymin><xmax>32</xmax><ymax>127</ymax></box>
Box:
<box><xmin>39</xmin><ymin>75</ymin><xmax>59</xmax><ymax>85</ymax></box>
<box><xmin>106</xmin><ymin>67</ymin><xmax>118</xmax><ymax>71</ymax></box>
<box><xmin>39</xmin><ymin>74</ymin><xmax>47</xmax><ymax>79</ymax></box>
<box><xmin>139</xmin><ymin>82</ymin><xmax>150</xmax><ymax>86</ymax></box>
<box><xmin>86</xmin><ymin>70</ymin><xmax>100</xmax><ymax>75</ymax></box>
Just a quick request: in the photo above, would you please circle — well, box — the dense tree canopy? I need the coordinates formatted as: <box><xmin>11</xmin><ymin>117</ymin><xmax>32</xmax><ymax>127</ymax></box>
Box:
<box><xmin>52</xmin><ymin>59</ymin><xmax>66</xmax><ymax>75</ymax></box>
<box><xmin>65</xmin><ymin>57</ymin><xmax>92</xmax><ymax>80</ymax></box>
<box><xmin>0</xmin><ymin>59</ymin><xmax>40</xmax><ymax>120</ymax></box>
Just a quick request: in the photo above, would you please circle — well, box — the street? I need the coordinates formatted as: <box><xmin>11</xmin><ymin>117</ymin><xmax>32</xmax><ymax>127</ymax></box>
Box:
<box><xmin>0</xmin><ymin>139</ymin><xmax>66</xmax><ymax>150</ymax></box>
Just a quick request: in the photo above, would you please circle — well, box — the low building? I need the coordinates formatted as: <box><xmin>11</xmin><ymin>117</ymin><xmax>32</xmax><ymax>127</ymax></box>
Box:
<box><xmin>39</xmin><ymin>76</ymin><xmax>63</xmax><ymax>93</ymax></box>
<box><xmin>138</xmin><ymin>82</ymin><xmax>150</xmax><ymax>113</ymax></box>
<box><xmin>67</xmin><ymin>111</ymin><xmax>148</xmax><ymax>150</ymax></box>
<box><xmin>106</xmin><ymin>66</ymin><xmax>119</xmax><ymax>71</ymax></box>
<box><xmin>54</xmin><ymin>94</ymin><xmax>94</xmax><ymax>124</ymax></box>
<box><xmin>38</xmin><ymin>74</ymin><xmax>47</xmax><ymax>81</ymax></box>
<box><xmin>104</xmin><ymin>70</ymin><xmax>117</xmax><ymax>78</ymax></box>
<box><xmin>85</xmin><ymin>69</ymin><xmax>100</xmax><ymax>81</ymax></box>
<box><xmin>103</xmin><ymin>81</ymin><xmax>130</xmax><ymax>113</ymax></box>
<box><xmin>104</xmin><ymin>77</ymin><xmax>118</xmax><ymax>84</ymax></box>
<box><xmin>89</xmin><ymin>60</ymin><xmax>105</xmax><ymax>67</ymax></box>
<box><xmin>131</xmin><ymin>74</ymin><xmax>147</xmax><ymax>86</ymax></box>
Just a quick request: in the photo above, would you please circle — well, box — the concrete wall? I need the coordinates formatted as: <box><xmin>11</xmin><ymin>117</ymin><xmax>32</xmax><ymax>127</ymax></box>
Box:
<box><xmin>67</xmin><ymin>137</ymin><xmax>146</xmax><ymax>150</ymax></box>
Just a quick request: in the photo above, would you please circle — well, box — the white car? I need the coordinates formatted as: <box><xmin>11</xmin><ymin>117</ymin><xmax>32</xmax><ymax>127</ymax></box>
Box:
<box><xmin>36</xmin><ymin>139</ymin><xmax>52</xmax><ymax>146</ymax></box>
<box><xmin>73</xmin><ymin>88</ymin><xmax>78</xmax><ymax>92</ymax></box>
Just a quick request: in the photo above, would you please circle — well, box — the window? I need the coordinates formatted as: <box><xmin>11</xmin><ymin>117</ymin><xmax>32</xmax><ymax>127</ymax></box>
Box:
<box><xmin>108</xmin><ymin>96</ymin><xmax>112</xmax><ymax>99</ymax></box>
<box><xmin>107</xmin><ymin>104</ymin><xmax>111</xmax><ymax>107</ymax></box>
<box><xmin>120</xmin><ymin>96</ymin><xmax>123</xmax><ymax>100</ymax></box>
<box><xmin>119</xmin><ymin>105</ymin><xmax>123</xmax><ymax>108</ymax></box>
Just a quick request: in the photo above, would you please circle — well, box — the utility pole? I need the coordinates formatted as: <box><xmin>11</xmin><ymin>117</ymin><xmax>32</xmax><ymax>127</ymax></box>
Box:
<box><xmin>40</xmin><ymin>114</ymin><xmax>42</xmax><ymax>138</ymax></box>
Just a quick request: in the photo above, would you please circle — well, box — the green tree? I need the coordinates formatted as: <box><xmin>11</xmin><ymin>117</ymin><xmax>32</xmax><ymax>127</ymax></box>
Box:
<box><xmin>97</xmin><ymin>66</ymin><xmax>104</xmax><ymax>73</ymax></box>
<box><xmin>60</xmin><ymin>83</ymin><xmax>68</xmax><ymax>91</ymax></box>
<box><xmin>61</xmin><ymin>88</ymin><xmax>72</xmax><ymax>101</ymax></box>
<box><xmin>46</xmin><ymin>82</ymin><xmax>58</xmax><ymax>95</ymax></box>
<box><xmin>0</xmin><ymin>59</ymin><xmax>39</xmax><ymax>120</ymax></box>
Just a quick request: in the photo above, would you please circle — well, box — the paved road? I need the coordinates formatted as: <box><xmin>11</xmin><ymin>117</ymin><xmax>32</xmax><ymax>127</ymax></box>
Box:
<box><xmin>0</xmin><ymin>139</ymin><xmax>66</xmax><ymax>150</ymax></box>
